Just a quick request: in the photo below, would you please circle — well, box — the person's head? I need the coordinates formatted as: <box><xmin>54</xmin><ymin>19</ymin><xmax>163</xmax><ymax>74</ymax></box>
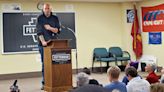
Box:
<box><xmin>76</xmin><ymin>72</ymin><xmax>89</xmax><ymax>87</ymax></box>
<box><xmin>125</xmin><ymin>66</ymin><xmax>138</xmax><ymax>81</ymax></box>
<box><xmin>43</xmin><ymin>3</ymin><xmax>52</xmax><ymax>17</ymax></box>
<box><xmin>82</xmin><ymin>67</ymin><xmax>91</xmax><ymax>75</ymax></box>
<box><xmin>150</xmin><ymin>83</ymin><xmax>164</xmax><ymax>92</ymax></box>
<box><xmin>145</xmin><ymin>63</ymin><xmax>157</xmax><ymax>73</ymax></box>
<box><xmin>107</xmin><ymin>66</ymin><xmax>121</xmax><ymax>82</ymax></box>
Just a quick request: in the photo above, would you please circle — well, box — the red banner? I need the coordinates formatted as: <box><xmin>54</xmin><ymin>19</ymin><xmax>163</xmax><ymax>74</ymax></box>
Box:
<box><xmin>142</xmin><ymin>4</ymin><xmax>164</xmax><ymax>32</ymax></box>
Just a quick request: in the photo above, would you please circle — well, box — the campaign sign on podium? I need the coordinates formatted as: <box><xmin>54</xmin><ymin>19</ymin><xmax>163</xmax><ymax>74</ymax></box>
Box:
<box><xmin>51</xmin><ymin>49</ymin><xmax>71</xmax><ymax>64</ymax></box>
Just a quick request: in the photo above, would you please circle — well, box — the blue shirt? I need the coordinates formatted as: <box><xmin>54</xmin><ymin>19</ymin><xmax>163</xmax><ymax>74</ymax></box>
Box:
<box><xmin>36</xmin><ymin>12</ymin><xmax>60</xmax><ymax>46</ymax></box>
<box><xmin>104</xmin><ymin>81</ymin><xmax>127</xmax><ymax>92</ymax></box>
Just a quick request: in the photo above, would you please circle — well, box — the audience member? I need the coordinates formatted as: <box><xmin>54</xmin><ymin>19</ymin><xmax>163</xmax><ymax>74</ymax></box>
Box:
<box><xmin>70</xmin><ymin>85</ymin><xmax>110</xmax><ymax>92</ymax></box>
<box><xmin>160</xmin><ymin>67</ymin><xmax>164</xmax><ymax>83</ymax></box>
<box><xmin>150</xmin><ymin>83</ymin><xmax>164</xmax><ymax>92</ymax></box>
<box><xmin>104</xmin><ymin>66</ymin><xmax>127</xmax><ymax>92</ymax></box>
<box><xmin>126</xmin><ymin>66</ymin><xmax>150</xmax><ymax>92</ymax></box>
<box><xmin>76</xmin><ymin>72</ymin><xmax>89</xmax><ymax>87</ymax></box>
<box><xmin>82</xmin><ymin>67</ymin><xmax>100</xmax><ymax>85</ymax></box>
<box><xmin>145</xmin><ymin>63</ymin><xmax>159</xmax><ymax>84</ymax></box>
<box><xmin>122</xmin><ymin>61</ymin><xmax>141</xmax><ymax>85</ymax></box>
<box><xmin>82</xmin><ymin>67</ymin><xmax>91</xmax><ymax>75</ymax></box>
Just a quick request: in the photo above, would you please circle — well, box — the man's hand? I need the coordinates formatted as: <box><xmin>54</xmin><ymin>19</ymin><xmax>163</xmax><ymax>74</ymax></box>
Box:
<box><xmin>44</xmin><ymin>24</ymin><xmax>51</xmax><ymax>30</ymax></box>
<box><xmin>51</xmin><ymin>28</ymin><xmax>59</xmax><ymax>33</ymax></box>
<box><xmin>42</xmin><ymin>41</ymin><xmax>47</xmax><ymax>46</ymax></box>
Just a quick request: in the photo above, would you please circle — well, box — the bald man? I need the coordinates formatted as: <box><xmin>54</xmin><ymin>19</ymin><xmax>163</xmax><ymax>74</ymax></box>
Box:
<box><xmin>36</xmin><ymin>3</ymin><xmax>60</xmax><ymax>90</ymax></box>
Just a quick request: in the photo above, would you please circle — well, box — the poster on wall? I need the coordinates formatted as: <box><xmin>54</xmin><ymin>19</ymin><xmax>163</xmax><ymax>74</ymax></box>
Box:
<box><xmin>127</xmin><ymin>9</ymin><xmax>134</xmax><ymax>23</ymax></box>
<box><xmin>2</xmin><ymin>12</ymin><xmax>76</xmax><ymax>54</ymax></box>
<box><xmin>142</xmin><ymin>4</ymin><xmax>164</xmax><ymax>32</ymax></box>
<box><xmin>149</xmin><ymin>32</ymin><xmax>162</xmax><ymax>44</ymax></box>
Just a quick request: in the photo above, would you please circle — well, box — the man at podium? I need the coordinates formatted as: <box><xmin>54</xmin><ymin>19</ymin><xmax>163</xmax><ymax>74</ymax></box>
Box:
<box><xmin>36</xmin><ymin>3</ymin><xmax>60</xmax><ymax>90</ymax></box>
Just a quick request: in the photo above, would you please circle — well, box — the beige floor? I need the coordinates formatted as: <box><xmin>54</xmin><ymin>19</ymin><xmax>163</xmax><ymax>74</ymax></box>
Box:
<box><xmin>0</xmin><ymin>72</ymin><xmax>148</xmax><ymax>92</ymax></box>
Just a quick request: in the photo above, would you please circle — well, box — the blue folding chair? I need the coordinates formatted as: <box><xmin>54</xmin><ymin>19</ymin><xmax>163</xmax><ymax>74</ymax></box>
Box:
<box><xmin>92</xmin><ymin>48</ymin><xmax>116</xmax><ymax>73</ymax></box>
<box><xmin>109</xmin><ymin>47</ymin><xmax>131</xmax><ymax>65</ymax></box>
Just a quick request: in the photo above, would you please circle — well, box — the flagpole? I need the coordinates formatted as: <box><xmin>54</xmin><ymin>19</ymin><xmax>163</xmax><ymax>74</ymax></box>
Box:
<box><xmin>133</xmin><ymin>4</ymin><xmax>137</xmax><ymax>60</ymax></box>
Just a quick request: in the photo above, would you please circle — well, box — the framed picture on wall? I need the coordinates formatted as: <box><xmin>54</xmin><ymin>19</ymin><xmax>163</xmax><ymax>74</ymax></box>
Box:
<box><xmin>127</xmin><ymin>9</ymin><xmax>134</xmax><ymax>23</ymax></box>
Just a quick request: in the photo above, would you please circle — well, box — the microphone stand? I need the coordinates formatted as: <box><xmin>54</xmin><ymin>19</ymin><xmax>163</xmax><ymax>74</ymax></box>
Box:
<box><xmin>61</xmin><ymin>25</ymin><xmax>78</xmax><ymax>74</ymax></box>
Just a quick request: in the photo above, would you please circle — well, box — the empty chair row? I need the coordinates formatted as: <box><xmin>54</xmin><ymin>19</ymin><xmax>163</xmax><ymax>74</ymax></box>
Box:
<box><xmin>92</xmin><ymin>47</ymin><xmax>131</xmax><ymax>72</ymax></box>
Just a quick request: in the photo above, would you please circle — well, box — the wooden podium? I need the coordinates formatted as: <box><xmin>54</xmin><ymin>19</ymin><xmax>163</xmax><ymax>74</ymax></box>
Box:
<box><xmin>43</xmin><ymin>39</ymin><xmax>72</xmax><ymax>92</ymax></box>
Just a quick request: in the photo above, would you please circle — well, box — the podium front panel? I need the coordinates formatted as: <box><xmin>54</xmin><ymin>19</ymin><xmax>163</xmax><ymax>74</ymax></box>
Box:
<box><xmin>51</xmin><ymin>48</ymin><xmax>72</xmax><ymax>87</ymax></box>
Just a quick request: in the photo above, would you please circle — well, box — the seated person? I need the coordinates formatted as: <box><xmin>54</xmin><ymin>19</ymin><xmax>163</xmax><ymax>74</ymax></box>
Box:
<box><xmin>104</xmin><ymin>66</ymin><xmax>127</xmax><ymax>92</ymax></box>
<box><xmin>122</xmin><ymin>61</ymin><xmax>141</xmax><ymax>85</ymax></box>
<box><xmin>160</xmin><ymin>67</ymin><xmax>164</xmax><ymax>83</ymax></box>
<box><xmin>76</xmin><ymin>72</ymin><xmax>89</xmax><ymax>87</ymax></box>
<box><xmin>126</xmin><ymin>66</ymin><xmax>150</xmax><ymax>92</ymax></box>
<box><xmin>145</xmin><ymin>63</ymin><xmax>159</xmax><ymax>84</ymax></box>
<box><xmin>82</xmin><ymin>67</ymin><xmax>91</xmax><ymax>75</ymax></box>
<box><xmin>82</xmin><ymin>67</ymin><xmax>100</xmax><ymax>86</ymax></box>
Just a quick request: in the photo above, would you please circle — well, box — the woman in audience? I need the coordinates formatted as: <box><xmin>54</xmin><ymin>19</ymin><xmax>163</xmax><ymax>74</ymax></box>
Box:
<box><xmin>76</xmin><ymin>67</ymin><xmax>101</xmax><ymax>87</ymax></box>
<box><xmin>76</xmin><ymin>72</ymin><xmax>89</xmax><ymax>87</ymax></box>
<box><xmin>82</xmin><ymin>67</ymin><xmax>100</xmax><ymax>85</ymax></box>
<box><xmin>104</xmin><ymin>66</ymin><xmax>127</xmax><ymax>92</ymax></box>
<box><xmin>145</xmin><ymin>63</ymin><xmax>159</xmax><ymax>84</ymax></box>
<box><xmin>150</xmin><ymin>83</ymin><xmax>164</xmax><ymax>92</ymax></box>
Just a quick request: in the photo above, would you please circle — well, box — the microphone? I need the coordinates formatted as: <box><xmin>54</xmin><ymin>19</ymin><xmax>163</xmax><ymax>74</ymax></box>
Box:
<box><xmin>61</xmin><ymin>25</ymin><xmax>76</xmax><ymax>39</ymax></box>
<box><xmin>10</xmin><ymin>80</ymin><xmax>20</xmax><ymax>92</ymax></box>
<box><xmin>13</xmin><ymin>80</ymin><xmax>17</xmax><ymax>86</ymax></box>
<box><xmin>61</xmin><ymin>24</ymin><xmax>78</xmax><ymax>74</ymax></box>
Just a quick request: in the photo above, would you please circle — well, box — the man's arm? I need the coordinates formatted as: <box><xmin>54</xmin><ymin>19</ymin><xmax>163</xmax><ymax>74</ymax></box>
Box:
<box><xmin>44</xmin><ymin>24</ymin><xmax>59</xmax><ymax>33</ymax></box>
<box><xmin>38</xmin><ymin>35</ymin><xmax>47</xmax><ymax>46</ymax></box>
<box><xmin>44</xmin><ymin>16</ymin><xmax>60</xmax><ymax>33</ymax></box>
<box><xmin>36</xmin><ymin>16</ymin><xmax>49</xmax><ymax>46</ymax></box>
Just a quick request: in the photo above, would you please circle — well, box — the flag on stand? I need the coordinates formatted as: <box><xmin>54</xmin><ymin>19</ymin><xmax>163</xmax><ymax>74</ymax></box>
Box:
<box><xmin>131</xmin><ymin>5</ymin><xmax>143</xmax><ymax>59</ymax></box>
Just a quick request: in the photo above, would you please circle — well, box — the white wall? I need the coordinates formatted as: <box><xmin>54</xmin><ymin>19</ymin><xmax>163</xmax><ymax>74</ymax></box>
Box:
<box><xmin>0</xmin><ymin>1</ymin><xmax>123</xmax><ymax>74</ymax></box>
